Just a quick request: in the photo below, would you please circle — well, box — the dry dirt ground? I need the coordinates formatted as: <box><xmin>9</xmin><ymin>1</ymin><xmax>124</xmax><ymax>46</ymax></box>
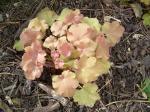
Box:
<box><xmin>0</xmin><ymin>0</ymin><xmax>150</xmax><ymax>112</ymax></box>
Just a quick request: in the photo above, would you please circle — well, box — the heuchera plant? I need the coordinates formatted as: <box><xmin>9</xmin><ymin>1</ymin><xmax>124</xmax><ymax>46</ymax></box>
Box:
<box><xmin>14</xmin><ymin>7</ymin><xmax>125</xmax><ymax>107</ymax></box>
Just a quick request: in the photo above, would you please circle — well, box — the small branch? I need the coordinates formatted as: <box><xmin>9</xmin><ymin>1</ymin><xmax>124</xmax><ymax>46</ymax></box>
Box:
<box><xmin>38</xmin><ymin>83</ymin><xmax>68</xmax><ymax>106</ymax></box>
<box><xmin>33</xmin><ymin>102</ymin><xmax>60</xmax><ymax>112</ymax></box>
<box><xmin>99</xmin><ymin>99</ymin><xmax>150</xmax><ymax>109</ymax></box>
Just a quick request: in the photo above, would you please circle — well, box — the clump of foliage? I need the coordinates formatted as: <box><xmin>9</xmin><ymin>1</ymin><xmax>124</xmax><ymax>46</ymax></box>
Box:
<box><xmin>14</xmin><ymin>7</ymin><xmax>124</xmax><ymax>107</ymax></box>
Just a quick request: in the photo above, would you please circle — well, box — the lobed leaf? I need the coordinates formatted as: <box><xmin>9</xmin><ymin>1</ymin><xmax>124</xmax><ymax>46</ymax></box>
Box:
<box><xmin>21</xmin><ymin>41</ymin><xmax>46</xmax><ymax>80</ymax></box>
<box><xmin>74</xmin><ymin>37</ymin><xmax>97</xmax><ymax>57</ymax></box>
<box><xmin>50</xmin><ymin>21</ymin><xmax>68</xmax><ymax>36</ymax></box>
<box><xmin>52</xmin><ymin>70</ymin><xmax>79</xmax><ymax>97</ymax></box>
<box><xmin>73</xmin><ymin>83</ymin><xmax>100</xmax><ymax>107</ymax></box>
<box><xmin>76</xmin><ymin>56</ymin><xmax>111</xmax><ymax>84</ymax></box>
<box><xmin>57</xmin><ymin>8</ymin><xmax>73</xmax><ymax>21</ymax></box>
<box><xmin>57</xmin><ymin>8</ymin><xmax>83</xmax><ymax>24</ymax></box>
<box><xmin>13</xmin><ymin>40</ymin><xmax>24</xmax><ymax>51</ymax></box>
<box><xmin>20</xmin><ymin>28</ymin><xmax>43</xmax><ymax>47</ymax></box>
<box><xmin>82</xmin><ymin>17</ymin><xmax>101</xmax><ymax>32</ymax></box>
<box><xmin>28</xmin><ymin>18</ymin><xmax>48</xmax><ymax>33</ymax></box>
<box><xmin>57</xmin><ymin>42</ymin><xmax>74</xmax><ymax>57</ymax></box>
<box><xmin>43</xmin><ymin>36</ymin><xmax>58</xmax><ymax>49</ymax></box>
<box><xmin>37</xmin><ymin>7</ymin><xmax>58</xmax><ymax>26</ymax></box>
<box><xmin>141</xmin><ymin>78</ymin><xmax>150</xmax><ymax>99</ymax></box>
<box><xmin>102</xmin><ymin>21</ymin><xmax>125</xmax><ymax>46</ymax></box>
<box><xmin>67</xmin><ymin>23</ymin><xmax>96</xmax><ymax>43</ymax></box>
<box><xmin>142</xmin><ymin>13</ymin><xmax>150</xmax><ymax>26</ymax></box>
<box><xmin>96</xmin><ymin>33</ymin><xmax>110</xmax><ymax>59</ymax></box>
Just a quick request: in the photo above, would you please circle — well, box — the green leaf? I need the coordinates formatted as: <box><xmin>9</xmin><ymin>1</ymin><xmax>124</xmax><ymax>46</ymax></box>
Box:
<box><xmin>57</xmin><ymin>8</ymin><xmax>73</xmax><ymax>21</ymax></box>
<box><xmin>37</xmin><ymin>7</ymin><xmax>58</xmax><ymax>26</ymax></box>
<box><xmin>140</xmin><ymin>0</ymin><xmax>150</xmax><ymax>5</ymax></box>
<box><xmin>141</xmin><ymin>78</ymin><xmax>150</xmax><ymax>98</ymax></box>
<box><xmin>73</xmin><ymin>83</ymin><xmax>100</xmax><ymax>107</ymax></box>
<box><xmin>0</xmin><ymin>100</ymin><xmax>13</xmax><ymax>112</ymax></box>
<box><xmin>82</xmin><ymin>17</ymin><xmax>101</xmax><ymax>32</ymax></box>
<box><xmin>142</xmin><ymin>13</ymin><xmax>150</xmax><ymax>26</ymax></box>
<box><xmin>130</xmin><ymin>3</ymin><xmax>143</xmax><ymax>18</ymax></box>
<box><xmin>13</xmin><ymin>40</ymin><xmax>24</xmax><ymax>51</ymax></box>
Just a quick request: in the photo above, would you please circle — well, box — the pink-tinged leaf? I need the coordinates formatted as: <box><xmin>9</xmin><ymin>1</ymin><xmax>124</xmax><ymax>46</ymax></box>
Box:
<box><xmin>50</xmin><ymin>21</ymin><xmax>68</xmax><ymax>36</ymax></box>
<box><xmin>20</xmin><ymin>29</ymin><xmax>43</xmax><ymax>47</ymax></box>
<box><xmin>96</xmin><ymin>33</ymin><xmax>110</xmax><ymax>59</ymax></box>
<box><xmin>64</xmin><ymin>9</ymin><xmax>83</xmax><ymax>24</ymax></box>
<box><xmin>74</xmin><ymin>38</ymin><xmax>97</xmax><ymax>57</ymax></box>
<box><xmin>51</xmin><ymin>50</ymin><xmax>60</xmax><ymax>60</ymax></box>
<box><xmin>52</xmin><ymin>70</ymin><xmax>79</xmax><ymax>97</ymax></box>
<box><xmin>57</xmin><ymin>8</ymin><xmax>83</xmax><ymax>25</ymax></box>
<box><xmin>54</xmin><ymin>58</ymin><xmax>64</xmax><ymax>69</ymax></box>
<box><xmin>58</xmin><ymin>42</ymin><xmax>73</xmax><ymax>57</ymax></box>
<box><xmin>43</xmin><ymin>36</ymin><xmax>58</xmax><ymax>49</ymax></box>
<box><xmin>21</xmin><ymin>41</ymin><xmax>46</xmax><ymax>80</ymax></box>
<box><xmin>67</xmin><ymin>23</ymin><xmax>96</xmax><ymax>43</ymax></box>
<box><xmin>102</xmin><ymin>21</ymin><xmax>125</xmax><ymax>46</ymax></box>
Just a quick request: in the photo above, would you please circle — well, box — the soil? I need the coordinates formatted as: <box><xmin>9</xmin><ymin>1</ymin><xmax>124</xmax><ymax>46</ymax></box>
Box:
<box><xmin>0</xmin><ymin>0</ymin><xmax>150</xmax><ymax>112</ymax></box>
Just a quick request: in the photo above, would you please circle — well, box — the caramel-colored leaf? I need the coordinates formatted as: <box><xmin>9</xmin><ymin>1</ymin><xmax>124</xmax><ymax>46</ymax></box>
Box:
<box><xmin>102</xmin><ymin>21</ymin><xmax>125</xmax><ymax>46</ymax></box>
<box><xmin>20</xmin><ymin>28</ymin><xmax>43</xmax><ymax>47</ymax></box>
<box><xmin>67</xmin><ymin>23</ymin><xmax>96</xmax><ymax>43</ymax></box>
<box><xmin>28</xmin><ymin>18</ymin><xmax>48</xmax><ymax>33</ymax></box>
<box><xmin>21</xmin><ymin>41</ymin><xmax>46</xmax><ymax>80</ymax></box>
<box><xmin>43</xmin><ymin>36</ymin><xmax>58</xmax><ymax>49</ymax></box>
<box><xmin>96</xmin><ymin>33</ymin><xmax>110</xmax><ymax>59</ymax></box>
<box><xmin>74</xmin><ymin>37</ymin><xmax>97</xmax><ymax>57</ymax></box>
<box><xmin>51</xmin><ymin>21</ymin><xmax>68</xmax><ymax>36</ymax></box>
<box><xmin>52</xmin><ymin>70</ymin><xmax>79</xmax><ymax>97</ymax></box>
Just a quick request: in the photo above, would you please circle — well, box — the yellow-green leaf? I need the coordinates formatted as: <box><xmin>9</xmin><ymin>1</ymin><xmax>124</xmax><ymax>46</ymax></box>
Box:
<box><xmin>142</xmin><ymin>13</ymin><xmax>150</xmax><ymax>26</ymax></box>
<box><xmin>13</xmin><ymin>40</ymin><xmax>24</xmax><ymax>51</ymax></box>
<box><xmin>77</xmin><ymin>56</ymin><xmax>111</xmax><ymax>84</ymax></box>
<box><xmin>140</xmin><ymin>0</ymin><xmax>150</xmax><ymax>5</ymax></box>
<box><xmin>82</xmin><ymin>17</ymin><xmax>101</xmax><ymax>32</ymax></box>
<box><xmin>37</xmin><ymin>7</ymin><xmax>58</xmax><ymax>26</ymax></box>
<box><xmin>130</xmin><ymin>3</ymin><xmax>143</xmax><ymax>18</ymax></box>
<box><xmin>57</xmin><ymin>8</ymin><xmax>73</xmax><ymax>21</ymax></box>
<box><xmin>73</xmin><ymin>83</ymin><xmax>100</xmax><ymax>107</ymax></box>
<box><xmin>102</xmin><ymin>21</ymin><xmax>125</xmax><ymax>46</ymax></box>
